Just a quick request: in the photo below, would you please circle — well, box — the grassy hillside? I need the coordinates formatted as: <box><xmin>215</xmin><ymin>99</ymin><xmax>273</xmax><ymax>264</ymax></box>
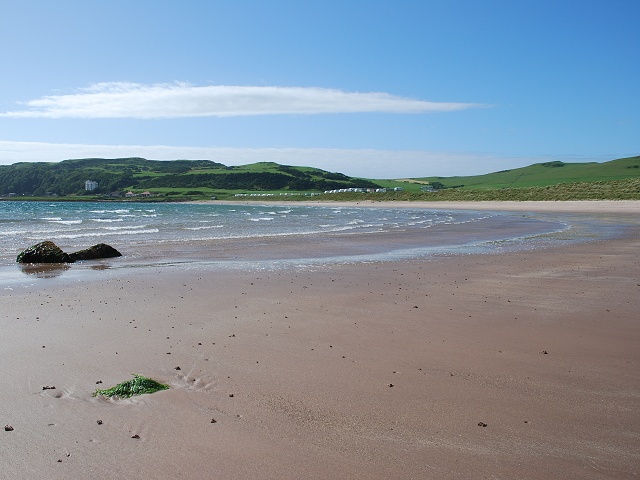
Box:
<box><xmin>408</xmin><ymin>156</ymin><xmax>640</xmax><ymax>189</ymax></box>
<box><xmin>0</xmin><ymin>158</ymin><xmax>379</xmax><ymax>198</ymax></box>
<box><xmin>314</xmin><ymin>177</ymin><xmax>640</xmax><ymax>202</ymax></box>
<box><xmin>1</xmin><ymin>155</ymin><xmax>638</xmax><ymax>201</ymax></box>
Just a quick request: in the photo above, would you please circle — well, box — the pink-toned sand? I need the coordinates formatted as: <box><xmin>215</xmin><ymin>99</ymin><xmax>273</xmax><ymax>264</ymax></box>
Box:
<box><xmin>1</xmin><ymin>202</ymin><xmax>639</xmax><ymax>479</ymax></box>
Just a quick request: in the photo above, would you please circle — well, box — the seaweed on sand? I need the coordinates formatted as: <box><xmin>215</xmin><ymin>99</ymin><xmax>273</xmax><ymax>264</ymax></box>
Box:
<box><xmin>93</xmin><ymin>374</ymin><xmax>169</xmax><ymax>398</ymax></box>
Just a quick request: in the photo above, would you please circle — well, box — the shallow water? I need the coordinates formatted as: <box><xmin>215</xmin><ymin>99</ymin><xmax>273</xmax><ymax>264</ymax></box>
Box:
<box><xmin>0</xmin><ymin>201</ymin><xmax>634</xmax><ymax>286</ymax></box>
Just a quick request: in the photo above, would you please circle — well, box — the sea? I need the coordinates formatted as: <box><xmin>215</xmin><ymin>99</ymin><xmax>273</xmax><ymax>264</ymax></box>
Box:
<box><xmin>0</xmin><ymin>200</ymin><xmax>631</xmax><ymax>285</ymax></box>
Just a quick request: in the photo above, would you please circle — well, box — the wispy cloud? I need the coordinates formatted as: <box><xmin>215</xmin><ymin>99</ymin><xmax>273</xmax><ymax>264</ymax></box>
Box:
<box><xmin>0</xmin><ymin>140</ymin><xmax>616</xmax><ymax>178</ymax></box>
<box><xmin>0</xmin><ymin>83</ymin><xmax>486</xmax><ymax>119</ymax></box>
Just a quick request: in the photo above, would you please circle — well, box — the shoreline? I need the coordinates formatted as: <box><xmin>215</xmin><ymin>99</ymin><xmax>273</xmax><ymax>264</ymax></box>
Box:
<box><xmin>2</xmin><ymin>201</ymin><xmax>639</xmax><ymax>291</ymax></box>
<box><xmin>199</xmin><ymin>199</ymin><xmax>640</xmax><ymax>214</ymax></box>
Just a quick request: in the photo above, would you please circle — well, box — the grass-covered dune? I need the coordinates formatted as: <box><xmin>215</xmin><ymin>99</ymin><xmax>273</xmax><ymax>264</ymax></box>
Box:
<box><xmin>315</xmin><ymin>177</ymin><xmax>640</xmax><ymax>202</ymax></box>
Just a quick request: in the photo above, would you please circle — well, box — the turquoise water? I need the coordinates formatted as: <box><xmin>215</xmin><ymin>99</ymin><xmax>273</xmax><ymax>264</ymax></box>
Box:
<box><xmin>0</xmin><ymin>200</ymin><xmax>632</xmax><ymax>284</ymax></box>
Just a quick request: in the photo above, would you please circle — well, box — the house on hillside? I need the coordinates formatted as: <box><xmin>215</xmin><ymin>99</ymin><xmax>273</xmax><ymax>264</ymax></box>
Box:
<box><xmin>85</xmin><ymin>180</ymin><xmax>99</xmax><ymax>191</ymax></box>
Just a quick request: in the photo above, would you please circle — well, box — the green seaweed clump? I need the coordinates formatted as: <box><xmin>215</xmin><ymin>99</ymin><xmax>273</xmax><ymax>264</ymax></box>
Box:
<box><xmin>93</xmin><ymin>374</ymin><xmax>169</xmax><ymax>398</ymax></box>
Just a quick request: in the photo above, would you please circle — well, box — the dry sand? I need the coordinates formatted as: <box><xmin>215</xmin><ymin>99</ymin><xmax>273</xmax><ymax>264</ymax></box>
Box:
<box><xmin>1</xmin><ymin>203</ymin><xmax>639</xmax><ymax>479</ymax></box>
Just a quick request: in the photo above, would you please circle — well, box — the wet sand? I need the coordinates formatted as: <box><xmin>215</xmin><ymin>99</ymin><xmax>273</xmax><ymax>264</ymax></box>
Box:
<box><xmin>1</xmin><ymin>205</ymin><xmax>639</xmax><ymax>479</ymax></box>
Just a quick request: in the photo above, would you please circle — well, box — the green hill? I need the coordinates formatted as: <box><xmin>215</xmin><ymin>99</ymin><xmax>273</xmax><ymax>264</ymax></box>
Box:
<box><xmin>410</xmin><ymin>156</ymin><xmax>640</xmax><ymax>189</ymax></box>
<box><xmin>0</xmin><ymin>155</ymin><xmax>638</xmax><ymax>201</ymax></box>
<box><xmin>0</xmin><ymin>158</ymin><xmax>379</xmax><ymax>198</ymax></box>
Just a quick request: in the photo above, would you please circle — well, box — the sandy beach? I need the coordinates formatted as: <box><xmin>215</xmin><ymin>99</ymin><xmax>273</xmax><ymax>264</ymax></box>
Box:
<box><xmin>1</xmin><ymin>201</ymin><xmax>639</xmax><ymax>479</ymax></box>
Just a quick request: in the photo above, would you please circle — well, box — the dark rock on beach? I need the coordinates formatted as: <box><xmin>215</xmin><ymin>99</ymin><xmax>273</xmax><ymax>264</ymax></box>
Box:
<box><xmin>69</xmin><ymin>243</ymin><xmax>122</xmax><ymax>262</ymax></box>
<box><xmin>16</xmin><ymin>241</ymin><xmax>122</xmax><ymax>264</ymax></box>
<box><xmin>16</xmin><ymin>241</ymin><xmax>71</xmax><ymax>264</ymax></box>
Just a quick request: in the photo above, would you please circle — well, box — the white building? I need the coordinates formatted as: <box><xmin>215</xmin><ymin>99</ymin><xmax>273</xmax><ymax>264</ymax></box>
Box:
<box><xmin>85</xmin><ymin>180</ymin><xmax>99</xmax><ymax>191</ymax></box>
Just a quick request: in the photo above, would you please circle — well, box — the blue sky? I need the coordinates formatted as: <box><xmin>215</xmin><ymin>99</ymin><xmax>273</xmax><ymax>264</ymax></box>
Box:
<box><xmin>0</xmin><ymin>0</ymin><xmax>637</xmax><ymax>178</ymax></box>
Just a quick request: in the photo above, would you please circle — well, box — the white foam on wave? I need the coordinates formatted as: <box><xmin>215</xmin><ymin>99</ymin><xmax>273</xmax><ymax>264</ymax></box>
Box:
<box><xmin>0</xmin><ymin>229</ymin><xmax>32</xmax><ymax>236</ymax></box>
<box><xmin>50</xmin><ymin>219</ymin><xmax>83</xmax><ymax>225</ymax></box>
<box><xmin>27</xmin><ymin>228</ymin><xmax>160</xmax><ymax>240</ymax></box>
<box><xmin>185</xmin><ymin>225</ymin><xmax>224</xmax><ymax>230</ymax></box>
<box><xmin>90</xmin><ymin>209</ymin><xmax>130</xmax><ymax>214</ymax></box>
<box><xmin>91</xmin><ymin>218</ymin><xmax>124</xmax><ymax>223</ymax></box>
<box><xmin>102</xmin><ymin>225</ymin><xmax>148</xmax><ymax>231</ymax></box>
<box><xmin>407</xmin><ymin>219</ymin><xmax>433</xmax><ymax>226</ymax></box>
<box><xmin>248</xmin><ymin>217</ymin><xmax>274</xmax><ymax>222</ymax></box>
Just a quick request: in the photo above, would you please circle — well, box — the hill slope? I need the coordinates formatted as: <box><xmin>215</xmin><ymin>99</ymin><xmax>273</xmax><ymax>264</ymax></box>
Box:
<box><xmin>1</xmin><ymin>156</ymin><xmax>638</xmax><ymax>201</ymax></box>
<box><xmin>0</xmin><ymin>158</ymin><xmax>379</xmax><ymax>196</ymax></box>
<box><xmin>410</xmin><ymin>156</ymin><xmax>640</xmax><ymax>189</ymax></box>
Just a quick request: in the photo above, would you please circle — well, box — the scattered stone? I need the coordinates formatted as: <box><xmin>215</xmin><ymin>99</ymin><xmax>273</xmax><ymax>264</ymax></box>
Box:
<box><xmin>42</xmin><ymin>386</ymin><xmax>56</xmax><ymax>390</ymax></box>
<box><xmin>388</xmin><ymin>383</ymin><xmax>394</xmax><ymax>387</ymax></box>
<box><xmin>229</xmin><ymin>393</ymin><xmax>235</xmax><ymax>397</ymax></box>
<box><xmin>210</xmin><ymin>418</ymin><xmax>217</xmax><ymax>424</ymax></box>
<box><xmin>96</xmin><ymin>380</ymin><xmax>103</xmax><ymax>384</ymax></box>
<box><xmin>541</xmin><ymin>350</ymin><xmax>548</xmax><ymax>355</ymax></box>
<box><xmin>97</xmin><ymin>420</ymin><xmax>103</xmax><ymax>425</ymax></box>
<box><xmin>131</xmin><ymin>434</ymin><xmax>140</xmax><ymax>439</ymax></box>
<box><xmin>175</xmin><ymin>366</ymin><xmax>181</xmax><ymax>370</ymax></box>
<box><xmin>4</xmin><ymin>425</ymin><xmax>14</xmax><ymax>431</ymax></box>
<box><xmin>478</xmin><ymin>422</ymin><xmax>488</xmax><ymax>427</ymax></box>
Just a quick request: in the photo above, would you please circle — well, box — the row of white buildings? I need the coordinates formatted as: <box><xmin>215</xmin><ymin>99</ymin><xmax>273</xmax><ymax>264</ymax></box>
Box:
<box><xmin>323</xmin><ymin>187</ymin><xmax>403</xmax><ymax>194</ymax></box>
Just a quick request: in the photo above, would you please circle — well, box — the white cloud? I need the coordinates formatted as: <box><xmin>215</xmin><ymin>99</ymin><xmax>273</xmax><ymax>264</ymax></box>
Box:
<box><xmin>0</xmin><ymin>83</ymin><xmax>486</xmax><ymax>119</ymax></box>
<box><xmin>0</xmin><ymin>140</ymin><xmax>616</xmax><ymax>178</ymax></box>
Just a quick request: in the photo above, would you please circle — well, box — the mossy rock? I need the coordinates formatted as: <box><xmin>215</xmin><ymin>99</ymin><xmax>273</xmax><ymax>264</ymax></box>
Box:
<box><xmin>16</xmin><ymin>241</ymin><xmax>72</xmax><ymax>264</ymax></box>
<box><xmin>93</xmin><ymin>374</ymin><xmax>169</xmax><ymax>398</ymax></box>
